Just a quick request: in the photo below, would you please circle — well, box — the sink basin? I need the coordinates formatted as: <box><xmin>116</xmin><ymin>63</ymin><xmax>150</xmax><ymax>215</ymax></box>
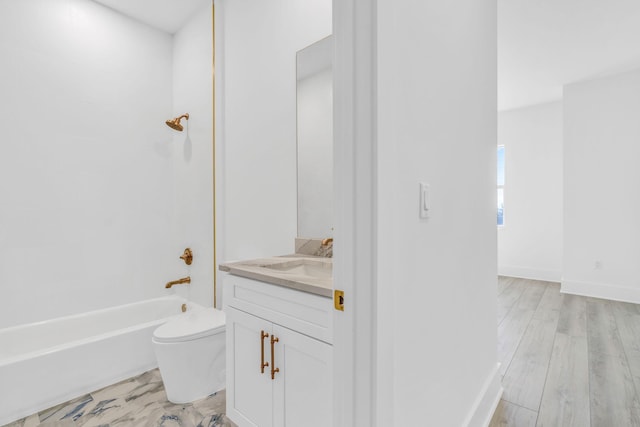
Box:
<box><xmin>263</xmin><ymin>259</ymin><xmax>332</xmax><ymax>280</ymax></box>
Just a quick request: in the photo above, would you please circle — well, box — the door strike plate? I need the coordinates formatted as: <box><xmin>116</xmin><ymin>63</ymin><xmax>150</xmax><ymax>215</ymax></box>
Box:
<box><xmin>334</xmin><ymin>289</ymin><xmax>344</xmax><ymax>311</ymax></box>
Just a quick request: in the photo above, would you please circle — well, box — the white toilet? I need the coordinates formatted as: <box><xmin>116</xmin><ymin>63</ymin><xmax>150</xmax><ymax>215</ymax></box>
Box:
<box><xmin>152</xmin><ymin>307</ymin><xmax>226</xmax><ymax>403</ymax></box>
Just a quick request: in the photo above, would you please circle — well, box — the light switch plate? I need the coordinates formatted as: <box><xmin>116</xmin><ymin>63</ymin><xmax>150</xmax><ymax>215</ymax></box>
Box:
<box><xmin>419</xmin><ymin>182</ymin><xmax>430</xmax><ymax>219</ymax></box>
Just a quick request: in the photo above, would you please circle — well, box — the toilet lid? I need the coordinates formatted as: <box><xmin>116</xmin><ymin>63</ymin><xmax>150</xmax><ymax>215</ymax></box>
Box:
<box><xmin>153</xmin><ymin>308</ymin><xmax>226</xmax><ymax>343</ymax></box>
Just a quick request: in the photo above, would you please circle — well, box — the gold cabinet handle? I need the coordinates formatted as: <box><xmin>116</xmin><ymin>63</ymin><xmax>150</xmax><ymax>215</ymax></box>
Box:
<box><xmin>270</xmin><ymin>335</ymin><xmax>280</xmax><ymax>380</ymax></box>
<box><xmin>260</xmin><ymin>330</ymin><xmax>269</xmax><ymax>374</ymax></box>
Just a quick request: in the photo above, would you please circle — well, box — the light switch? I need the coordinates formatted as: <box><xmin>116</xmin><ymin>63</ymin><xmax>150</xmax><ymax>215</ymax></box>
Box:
<box><xmin>419</xmin><ymin>182</ymin><xmax>430</xmax><ymax>219</ymax></box>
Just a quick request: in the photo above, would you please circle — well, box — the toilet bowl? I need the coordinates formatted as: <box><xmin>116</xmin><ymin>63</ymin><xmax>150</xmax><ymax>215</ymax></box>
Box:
<box><xmin>152</xmin><ymin>307</ymin><xmax>226</xmax><ymax>403</ymax></box>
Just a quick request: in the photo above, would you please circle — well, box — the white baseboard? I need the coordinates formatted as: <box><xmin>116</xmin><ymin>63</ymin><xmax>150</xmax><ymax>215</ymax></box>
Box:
<box><xmin>498</xmin><ymin>265</ymin><xmax>561</xmax><ymax>283</ymax></box>
<box><xmin>561</xmin><ymin>280</ymin><xmax>640</xmax><ymax>304</ymax></box>
<box><xmin>463</xmin><ymin>363</ymin><xmax>503</xmax><ymax>427</ymax></box>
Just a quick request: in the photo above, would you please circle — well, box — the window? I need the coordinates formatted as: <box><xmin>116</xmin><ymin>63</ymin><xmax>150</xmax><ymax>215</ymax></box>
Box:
<box><xmin>497</xmin><ymin>145</ymin><xmax>505</xmax><ymax>226</ymax></box>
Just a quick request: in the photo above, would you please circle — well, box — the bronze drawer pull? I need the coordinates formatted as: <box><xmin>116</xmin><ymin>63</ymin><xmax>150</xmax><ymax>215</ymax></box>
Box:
<box><xmin>270</xmin><ymin>335</ymin><xmax>280</xmax><ymax>380</ymax></box>
<box><xmin>260</xmin><ymin>330</ymin><xmax>269</xmax><ymax>373</ymax></box>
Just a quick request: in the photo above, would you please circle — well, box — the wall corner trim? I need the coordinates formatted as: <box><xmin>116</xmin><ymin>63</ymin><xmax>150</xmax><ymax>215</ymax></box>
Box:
<box><xmin>561</xmin><ymin>280</ymin><xmax>640</xmax><ymax>305</ymax></box>
<box><xmin>463</xmin><ymin>363</ymin><xmax>503</xmax><ymax>427</ymax></box>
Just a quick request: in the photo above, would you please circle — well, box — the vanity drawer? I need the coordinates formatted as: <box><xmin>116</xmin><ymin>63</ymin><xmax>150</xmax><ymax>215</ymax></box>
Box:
<box><xmin>223</xmin><ymin>274</ymin><xmax>333</xmax><ymax>344</ymax></box>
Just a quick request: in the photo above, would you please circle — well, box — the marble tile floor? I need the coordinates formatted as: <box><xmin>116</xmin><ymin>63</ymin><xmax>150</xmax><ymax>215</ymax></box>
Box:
<box><xmin>4</xmin><ymin>369</ymin><xmax>237</xmax><ymax>427</ymax></box>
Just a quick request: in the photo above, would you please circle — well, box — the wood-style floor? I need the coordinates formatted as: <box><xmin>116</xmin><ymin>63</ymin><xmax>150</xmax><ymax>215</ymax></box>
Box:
<box><xmin>489</xmin><ymin>277</ymin><xmax>640</xmax><ymax>427</ymax></box>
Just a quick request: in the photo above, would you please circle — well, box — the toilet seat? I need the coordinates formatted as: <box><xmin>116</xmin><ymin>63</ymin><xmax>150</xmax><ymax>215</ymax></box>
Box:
<box><xmin>153</xmin><ymin>308</ymin><xmax>225</xmax><ymax>343</ymax></box>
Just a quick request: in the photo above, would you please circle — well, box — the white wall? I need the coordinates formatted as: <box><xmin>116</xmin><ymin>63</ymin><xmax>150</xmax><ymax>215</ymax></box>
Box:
<box><xmin>563</xmin><ymin>68</ymin><xmax>640</xmax><ymax>302</ymax></box>
<box><xmin>498</xmin><ymin>102</ymin><xmax>563</xmax><ymax>282</ymax></box>
<box><xmin>216</xmin><ymin>0</ymin><xmax>332</xmax><ymax>262</ymax></box>
<box><xmin>0</xmin><ymin>0</ymin><xmax>174</xmax><ymax>328</ymax></box>
<box><xmin>171</xmin><ymin>1</ymin><xmax>215</xmax><ymax>307</ymax></box>
<box><xmin>376</xmin><ymin>0</ymin><xmax>500</xmax><ymax>425</ymax></box>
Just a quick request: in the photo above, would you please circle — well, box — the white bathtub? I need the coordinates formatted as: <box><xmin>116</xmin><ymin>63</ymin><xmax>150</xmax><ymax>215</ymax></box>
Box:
<box><xmin>0</xmin><ymin>295</ymin><xmax>197</xmax><ymax>426</ymax></box>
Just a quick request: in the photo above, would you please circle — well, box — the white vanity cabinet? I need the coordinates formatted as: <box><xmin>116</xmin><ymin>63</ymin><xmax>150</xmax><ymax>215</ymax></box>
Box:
<box><xmin>224</xmin><ymin>275</ymin><xmax>333</xmax><ymax>427</ymax></box>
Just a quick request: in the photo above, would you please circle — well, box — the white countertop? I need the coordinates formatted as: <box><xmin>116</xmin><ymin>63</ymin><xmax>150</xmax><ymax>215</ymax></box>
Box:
<box><xmin>219</xmin><ymin>255</ymin><xmax>333</xmax><ymax>298</ymax></box>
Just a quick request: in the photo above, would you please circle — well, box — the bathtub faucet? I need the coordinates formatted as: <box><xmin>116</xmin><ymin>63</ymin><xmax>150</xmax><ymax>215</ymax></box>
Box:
<box><xmin>165</xmin><ymin>276</ymin><xmax>191</xmax><ymax>289</ymax></box>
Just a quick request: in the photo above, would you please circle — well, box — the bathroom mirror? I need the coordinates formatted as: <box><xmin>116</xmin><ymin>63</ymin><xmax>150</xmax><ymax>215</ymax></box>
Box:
<box><xmin>296</xmin><ymin>35</ymin><xmax>333</xmax><ymax>238</ymax></box>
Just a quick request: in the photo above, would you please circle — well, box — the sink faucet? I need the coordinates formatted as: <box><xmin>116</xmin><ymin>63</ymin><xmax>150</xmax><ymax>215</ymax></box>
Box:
<box><xmin>321</xmin><ymin>238</ymin><xmax>333</xmax><ymax>246</ymax></box>
<box><xmin>166</xmin><ymin>276</ymin><xmax>191</xmax><ymax>288</ymax></box>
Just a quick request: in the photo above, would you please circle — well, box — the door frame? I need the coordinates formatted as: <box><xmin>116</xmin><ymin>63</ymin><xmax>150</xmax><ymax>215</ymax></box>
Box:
<box><xmin>332</xmin><ymin>0</ymin><xmax>378</xmax><ymax>426</ymax></box>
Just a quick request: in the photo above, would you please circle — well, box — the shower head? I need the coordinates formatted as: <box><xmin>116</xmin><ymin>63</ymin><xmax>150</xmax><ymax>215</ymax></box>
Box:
<box><xmin>166</xmin><ymin>113</ymin><xmax>189</xmax><ymax>131</ymax></box>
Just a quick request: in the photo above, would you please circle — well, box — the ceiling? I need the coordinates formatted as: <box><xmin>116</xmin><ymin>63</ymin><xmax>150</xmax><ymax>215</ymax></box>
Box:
<box><xmin>92</xmin><ymin>0</ymin><xmax>210</xmax><ymax>34</ymax></box>
<box><xmin>499</xmin><ymin>0</ymin><xmax>640</xmax><ymax>111</ymax></box>
<box><xmin>93</xmin><ymin>0</ymin><xmax>640</xmax><ymax>111</ymax></box>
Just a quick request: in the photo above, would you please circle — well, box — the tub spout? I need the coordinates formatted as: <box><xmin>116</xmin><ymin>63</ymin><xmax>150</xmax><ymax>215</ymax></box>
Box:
<box><xmin>165</xmin><ymin>276</ymin><xmax>191</xmax><ymax>288</ymax></box>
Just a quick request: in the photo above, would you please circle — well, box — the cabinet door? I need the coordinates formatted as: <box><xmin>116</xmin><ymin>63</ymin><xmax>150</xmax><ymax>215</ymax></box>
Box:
<box><xmin>226</xmin><ymin>307</ymin><xmax>273</xmax><ymax>427</ymax></box>
<box><xmin>272</xmin><ymin>325</ymin><xmax>333</xmax><ymax>427</ymax></box>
